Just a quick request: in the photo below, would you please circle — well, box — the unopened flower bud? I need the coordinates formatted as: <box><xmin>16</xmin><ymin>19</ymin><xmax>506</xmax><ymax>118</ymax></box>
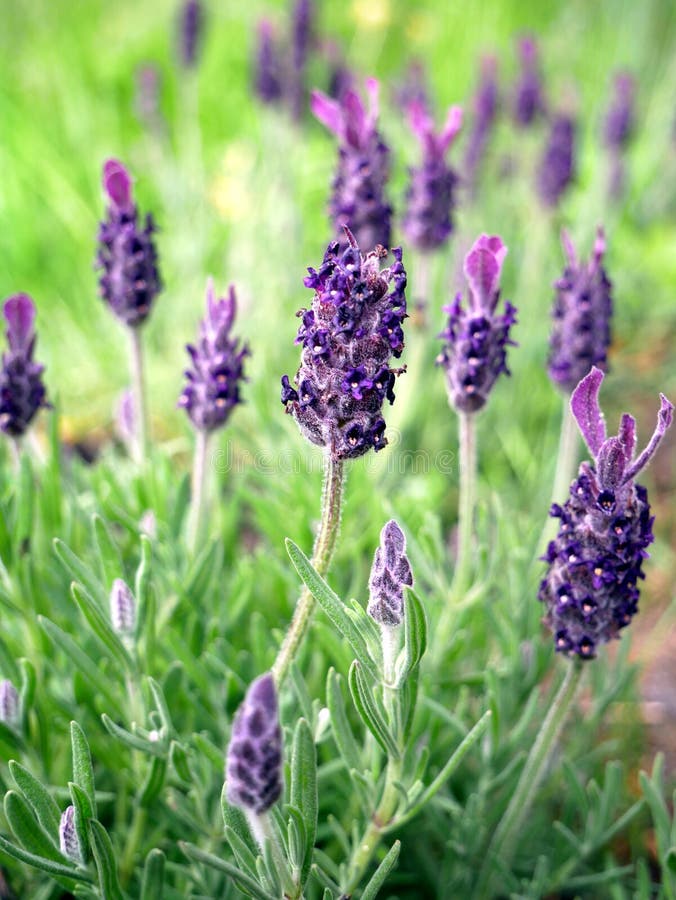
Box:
<box><xmin>59</xmin><ymin>806</ymin><xmax>83</xmax><ymax>864</ymax></box>
<box><xmin>110</xmin><ymin>578</ymin><xmax>136</xmax><ymax>635</ymax></box>
<box><xmin>0</xmin><ymin>680</ymin><xmax>20</xmax><ymax>730</ymax></box>
<box><xmin>367</xmin><ymin>520</ymin><xmax>413</xmax><ymax>627</ymax></box>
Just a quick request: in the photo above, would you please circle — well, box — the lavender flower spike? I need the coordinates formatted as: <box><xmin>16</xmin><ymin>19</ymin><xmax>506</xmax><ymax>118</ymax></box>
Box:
<box><xmin>179</xmin><ymin>279</ymin><xmax>249</xmax><ymax>432</ymax></box>
<box><xmin>0</xmin><ymin>680</ymin><xmax>20</xmax><ymax>730</ymax></box>
<box><xmin>539</xmin><ymin>368</ymin><xmax>674</xmax><ymax>659</ymax></box>
<box><xmin>463</xmin><ymin>55</ymin><xmax>499</xmax><ymax>190</ymax></box>
<box><xmin>513</xmin><ymin>36</ymin><xmax>545</xmax><ymax>127</ymax></box>
<box><xmin>290</xmin><ymin>0</ymin><xmax>315</xmax><ymax>120</ymax></box>
<box><xmin>96</xmin><ymin>159</ymin><xmax>161</xmax><ymax>329</ymax></box>
<box><xmin>548</xmin><ymin>227</ymin><xmax>612</xmax><ymax>394</ymax></box>
<box><xmin>59</xmin><ymin>806</ymin><xmax>83</xmax><ymax>864</ymax></box>
<box><xmin>178</xmin><ymin>0</ymin><xmax>204</xmax><ymax>69</ymax></box>
<box><xmin>254</xmin><ymin>19</ymin><xmax>283</xmax><ymax>105</ymax></box>
<box><xmin>1</xmin><ymin>294</ymin><xmax>49</xmax><ymax>438</ymax></box>
<box><xmin>225</xmin><ymin>673</ymin><xmax>283</xmax><ymax>814</ymax></box>
<box><xmin>281</xmin><ymin>229</ymin><xmax>407</xmax><ymax>460</ymax></box>
<box><xmin>437</xmin><ymin>235</ymin><xmax>517</xmax><ymax>414</ymax></box>
<box><xmin>536</xmin><ymin>112</ymin><xmax>576</xmax><ymax>208</ymax></box>
<box><xmin>311</xmin><ymin>79</ymin><xmax>392</xmax><ymax>252</ymax></box>
<box><xmin>368</xmin><ymin>520</ymin><xmax>413</xmax><ymax>627</ymax></box>
<box><xmin>603</xmin><ymin>72</ymin><xmax>635</xmax><ymax>151</ymax></box>
<box><xmin>403</xmin><ymin>102</ymin><xmax>463</xmax><ymax>252</ymax></box>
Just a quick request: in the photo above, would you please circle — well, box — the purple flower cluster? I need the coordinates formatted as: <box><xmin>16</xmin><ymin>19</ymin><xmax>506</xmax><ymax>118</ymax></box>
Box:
<box><xmin>463</xmin><ymin>56</ymin><xmax>499</xmax><ymax>189</ymax></box>
<box><xmin>0</xmin><ymin>294</ymin><xmax>49</xmax><ymax>438</ymax></box>
<box><xmin>281</xmin><ymin>230</ymin><xmax>407</xmax><ymax>461</ymax></box>
<box><xmin>311</xmin><ymin>79</ymin><xmax>392</xmax><ymax>252</ymax></box>
<box><xmin>603</xmin><ymin>72</ymin><xmax>635</xmax><ymax>151</ymax></box>
<box><xmin>437</xmin><ymin>235</ymin><xmax>517</xmax><ymax>414</ymax></box>
<box><xmin>290</xmin><ymin>0</ymin><xmax>314</xmax><ymax>120</ymax></box>
<box><xmin>254</xmin><ymin>20</ymin><xmax>284</xmax><ymax>104</ymax></box>
<box><xmin>368</xmin><ymin>520</ymin><xmax>413</xmax><ymax>628</ymax></box>
<box><xmin>403</xmin><ymin>102</ymin><xmax>463</xmax><ymax>252</ymax></box>
<box><xmin>536</xmin><ymin>113</ymin><xmax>576</xmax><ymax>207</ymax></box>
<box><xmin>548</xmin><ymin>228</ymin><xmax>612</xmax><ymax>394</ymax></box>
<box><xmin>513</xmin><ymin>36</ymin><xmax>545</xmax><ymax>127</ymax></box>
<box><xmin>178</xmin><ymin>0</ymin><xmax>204</xmax><ymax>68</ymax></box>
<box><xmin>225</xmin><ymin>673</ymin><xmax>283</xmax><ymax>815</ymax></box>
<box><xmin>539</xmin><ymin>368</ymin><xmax>673</xmax><ymax>659</ymax></box>
<box><xmin>179</xmin><ymin>280</ymin><xmax>249</xmax><ymax>433</ymax></box>
<box><xmin>96</xmin><ymin>160</ymin><xmax>161</xmax><ymax>329</ymax></box>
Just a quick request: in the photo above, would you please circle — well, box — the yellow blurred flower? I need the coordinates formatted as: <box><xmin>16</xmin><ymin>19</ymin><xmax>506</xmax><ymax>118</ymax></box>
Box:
<box><xmin>210</xmin><ymin>143</ymin><xmax>255</xmax><ymax>222</ymax></box>
<box><xmin>351</xmin><ymin>0</ymin><xmax>391</xmax><ymax>31</ymax></box>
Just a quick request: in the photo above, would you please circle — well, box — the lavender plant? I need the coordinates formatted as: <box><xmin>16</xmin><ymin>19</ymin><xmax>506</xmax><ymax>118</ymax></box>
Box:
<box><xmin>178</xmin><ymin>0</ymin><xmax>204</xmax><ymax>69</ymax></box>
<box><xmin>290</xmin><ymin>0</ymin><xmax>314</xmax><ymax>121</ymax></box>
<box><xmin>0</xmin><ymin>294</ymin><xmax>49</xmax><ymax>445</ymax></box>
<box><xmin>512</xmin><ymin>35</ymin><xmax>546</xmax><ymax>127</ymax></box>
<box><xmin>96</xmin><ymin>158</ymin><xmax>161</xmax><ymax>462</ymax></box>
<box><xmin>536</xmin><ymin>111</ymin><xmax>576</xmax><ymax>207</ymax></box>
<box><xmin>253</xmin><ymin>19</ymin><xmax>284</xmax><ymax>105</ymax></box>
<box><xmin>311</xmin><ymin>79</ymin><xmax>392</xmax><ymax>252</ymax></box>
<box><xmin>463</xmin><ymin>55</ymin><xmax>499</xmax><ymax>194</ymax></box>
<box><xmin>603</xmin><ymin>71</ymin><xmax>635</xmax><ymax>199</ymax></box>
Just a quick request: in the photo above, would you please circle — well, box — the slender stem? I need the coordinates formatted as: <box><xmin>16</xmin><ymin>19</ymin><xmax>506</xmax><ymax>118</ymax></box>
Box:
<box><xmin>120</xmin><ymin>804</ymin><xmax>147</xmax><ymax>886</ymax></box>
<box><xmin>536</xmin><ymin>396</ymin><xmax>579</xmax><ymax>558</ymax></box>
<box><xmin>473</xmin><ymin>660</ymin><xmax>585</xmax><ymax>899</ymax></box>
<box><xmin>187</xmin><ymin>429</ymin><xmax>209</xmax><ymax>553</ymax></box>
<box><xmin>452</xmin><ymin>411</ymin><xmax>477</xmax><ymax>599</ymax></box>
<box><xmin>271</xmin><ymin>455</ymin><xmax>345</xmax><ymax>686</ymax></box>
<box><xmin>9</xmin><ymin>437</ymin><xmax>21</xmax><ymax>473</ymax></box>
<box><xmin>128</xmin><ymin>327</ymin><xmax>148</xmax><ymax>464</ymax></box>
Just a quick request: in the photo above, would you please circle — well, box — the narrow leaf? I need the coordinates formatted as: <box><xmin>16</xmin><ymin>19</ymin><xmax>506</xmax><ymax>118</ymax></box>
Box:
<box><xmin>93</xmin><ymin>515</ymin><xmax>124</xmax><ymax>590</ymax></box>
<box><xmin>360</xmin><ymin>840</ymin><xmax>401</xmax><ymax>900</ymax></box>
<box><xmin>0</xmin><ymin>833</ymin><xmax>91</xmax><ymax>882</ymax></box>
<box><xmin>9</xmin><ymin>760</ymin><xmax>61</xmax><ymax>836</ymax></box>
<box><xmin>71</xmin><ymin>722</ymin><xmax>97</xmax><ymax>818</ymax></box>
<box><xmin>348</xmin><ymin>662</ymin><xmax>399</xmax><ymax>758</ymax></box>
<box><xmin>71</xmin><ymin>582</ymin><xmax>134</xmax><ymax>675</ymax></box>
<box><xmin>180</xmin><ymin>841</ymin><xmax>276</xmax><ymax>900</ymax></box>
<box><xmin>88</xmin><ymin>819</ymin><xmax>124</xmax><ymax>900</ymax></box>
<box><xmin>326</xmin><ymin>669</ymin><xmax>362</xmax><ymax>775</ymax></box>
<box><xmin>101</xmin><ymin>714</ymin><xmax>165</xmax><ymax>758</ymax></box>
<box><xmin>4</xmin><ymin>791</ymin><xmax>63</xmax><ymax>861</ymax></box>
<box><xmin>290</xmin><ymin>718</ymin><xmax>317</xmax><ymax>885</ymax></box>
<box><xmin>140</xmin><ymin>848</ymin><xmax>165</xmax><ymax>900</ymax></box>
<box><xmin>53</xmin><ymin>539</ymin><xmax>107</xmax><ymax>608</ymax></box>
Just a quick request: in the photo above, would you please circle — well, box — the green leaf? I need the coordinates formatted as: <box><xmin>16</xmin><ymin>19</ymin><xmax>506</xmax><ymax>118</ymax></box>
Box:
<box><xmin>69</xmin><ymin>782</ymin><xmax>93</xmax><ymax>861</ymax></box>
<box><xmin>0</xmin><ymin>833</ymin><xmax>91</xmax><ymax>883</ymax></box>
<box><xmin>326</xmin><ymin>669</ymin><xmax>362</xmax><ymax>775</ymax></box>
<box><xmin>290</xmin><ymin>718</ymin><xmax>317</xmax><ymax>885</ymax></box>
<box><xmin>360</xmin><ymin>840</ymin><xmax>400</xmax><ymax>900</ymax></box>
<box><xmin>286</xmin><ymin>539</ymin><xmax>379</xmax><ymax>681</ymax></box>
<box><xmin>71</xmin><ymin>582</ymin><xmax>134</xmax><ymax>675</ymax></box>
<box><xmin>147</xmin><ymin>677</ymin><xmax>174</xmax><ymax>735</ymax></box>
<box><xmin>221</xmin><ymin>786</ymin><xmax>258</xmax><ymax>858</ymax></box>
<box><xmin>224</xmin><ymin>825</ymin><xmax>258</xmax><ymax>877</ymax></box>
<box><xmin>88</xmin><ymin>819</ymin><xmax>124</xmax><ymax>900</ymax></box>
<box><xmin>140</xmin><ymin>848</ymin><xmax>165</xmax><ymax>900</ymax></box>
<box><xmin>93</xmin><ymin>515</ymin><xmax>124</xmax><ymax>590</ymax></box>
<box><xmin>180</xmin><ymin>841</ymin><xmax>277</xmax><ymax>900</ymax></box>
<box><xmin>395</xmin><ymin>590</ymin><xmax>427</xmax><ymax>685</ymax></box>
<box><xmin>4</xmin><ymin>790</ymin><xmax>63</xmax><ymax>862</ymax></box>
<box><xmin>348</xmin><ymin>661</ymin><xmax>399</xmax><ymax>759</ymax></box>
<box><xmin>18</xmin><ymin>658</ymin><xmax>36</xmax><ymax>725</ymax></box>
<box><xmin>135</xmin><ymin>535</ymin><xmax>152</xmax><ymax>619</ymax></box>
<box><xmin>71</xmin><ymin>721</ymin><xmax>97</xmax><ymax>818</ymax></box>
<box><xmin>140</xmin><ymin>756</ymin><xmax>167</xmax><ymax>806</ymax></box>
<box><xmin>9</xmin><ymin>760</ymin><xmax>61</xmax><ymax>836</ymax></box>
<box><xmin>183</xmin><ymin>539</ymin><xmax>222</xmax><ymax>600</ymax></box>
<box><xmin>53</xmin><ymin>539</ymin><xmax>107</xmax><ymax>608</ymax></box>
<box><xmin>101</xmin><ymin>714</ymin><xmax>165</xmax><ymax>758</ymax></box>
<box><xmin>169</xmin><ymin>740</ymin><xmax>192</xmax><ymax>784</ymax></box>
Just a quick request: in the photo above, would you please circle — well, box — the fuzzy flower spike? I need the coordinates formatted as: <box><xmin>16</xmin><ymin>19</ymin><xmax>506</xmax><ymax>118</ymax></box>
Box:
<box><xmin>281</xmin><ymin>228</ymin><xmax>407</xmax><ymax>460</ymax></box>
<box><xmin>403</xmin><ymin>102</ymin><xmax>463</xmax><ymax>252</ymax></box>
<box><xmin>548</xmin><ymin>227</ymin><xmax>612</xmax><ymax>394</ymax></box>
<box><xmin>513</xmin><ymin>36</ymin><xmax>545</xmax><ymax>127</ymax></box>
<box><xmin>437</xmin><ymin>235</ymin><xmax>517</xmax><ymax>414</ymax></box>
<box><xmin>463</xmin><ymin>55</ymin><xmax>499</xmax><ymax>191</ymax></box>
<box><xmin>539</xmin><ymin>368</ymin><xmax>674</xmax><ymax>659</ymax></box>
<box><xmin>537</xmin><ymin>112</ymin><xmax>576</xmax><ymax>208</ymax></box>
<box><xmin>311</xmin><ymin>78</ymin><xmax>392</xmax><ymax>252</ymax></box>
<box><xmin>0</xmin><ymin>294</ymin><xmax>49</xmax><ymax>438</ymax></box>
<box><xmin>368</xmin><ymin>520</ymin><xmax>413</xmax><ymax>628</ymax></box>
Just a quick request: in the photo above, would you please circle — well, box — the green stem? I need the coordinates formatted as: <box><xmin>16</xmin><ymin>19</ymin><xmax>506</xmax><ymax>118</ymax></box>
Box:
<box><xmin>452</xmin><ymin>411</ymin><xmax>477</xmax><ymax>599</ymax></box>
<box><xmin>271</xmin><ymin>455</ymin><xmax>345</xmax><ymax>686</ymax></box>
<box><xmin>120</xmin><ymin>803</ymin><xmax>147</xmax><ymax>886</ymax></box>
<box><xmin>128</xmin><ymin>327</ymin><xmax>148</xmax><ymax>464</ymax></box>
<box><xmin>187</xmin><ymin>429</ymin><xmax>209</xmax><ymax>554</ymax></box>
<box><xmin>535</xmin><ymin>396</ymin><xmax>579</xmax><ymax>559</ymax></box>
<box><xmin>473</xmin><ymin>660</ymin><xmax>585</xmax><ymax>899</ymax></box>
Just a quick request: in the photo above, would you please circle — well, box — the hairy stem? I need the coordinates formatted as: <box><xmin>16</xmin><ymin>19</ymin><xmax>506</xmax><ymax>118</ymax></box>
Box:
<box><xmin>452</xmin><ymin>411</ymin><xmax>477</xmax><ymax>599</ymax></box>
<box><xmin>128</xmin><ymin>327</ymin><xmax>148</xmax><ymax>464</ymax></box>
<box><xmin>187</xmin><ymin>429</ymin><xmax>209</xmax><ymax>553</ymax></box>
<box><xmin>271</xmin><ymin>455</ymin><xmax>345</xmax><ymax>686</ymax></box>
<box><xmin>473</xmin><ymin>660</ymin><xmax>585</xmax><ymax>899</ymax></box>
<box><xmin>536</xmin><ymin>397</ymin><xmax>579</xmax><ymax>557</ymax></box>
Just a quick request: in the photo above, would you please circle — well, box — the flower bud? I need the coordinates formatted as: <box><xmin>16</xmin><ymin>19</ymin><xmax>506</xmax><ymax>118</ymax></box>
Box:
<box><xmin>110</xmin><ymin>578</ymin><xmax>136</xmax><ymax>636</ymax></box>
<box><xmin>367</xmin><ymin>520</ymin><xmax>413</xmax><ymax>627</ymax></box>
<box><xmin>59</xmin><ymin>806</ymin><xmax>83</xmax><ymax>864</ymax></box>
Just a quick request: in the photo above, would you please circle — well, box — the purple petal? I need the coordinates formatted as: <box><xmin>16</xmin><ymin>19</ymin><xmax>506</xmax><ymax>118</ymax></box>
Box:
<box><xmin>439</xmin><ymin>105</ymin><xmax>463</xmax><ymax>152</ymax></box>
<box><xmin>597</xmin><ymin>437</ymin><xmax>626</xmax><ymax>490</ymax></box>
<box><xmin>560</xmin><ymin>229</ymin><xmax>577</xmax><ymax>268</ymax></box>
<box><xmin>622</xmin><ymin>393</ymin><xmax>674</xmax><ymax>483</ymax></box>
<box><xmin>364</xmin><ymin>77</ymin><xmax>380</xmax><ymax>128</ymax></box>
<box><xmin>463</xmin><ymin>234</ymin><xmax>507</xmax><ymax>311</ymax></box>
<box><xmin>407</xmin><ymin>99</ymin><xmax>432</xmax><ymax>143</ymax></box>
<box><xmin>310</xmin><ymin>89</ymin><xmax>342</xmax><ymax>136</ymax></box>
<box><xmin>102</xmin><ymin>159</ymin><xmax>133</xmax><ymax>209</ymax></box>
<box><xmin>570</xmin><ymin>367</ymin><xmax>607</xmax><ymax>456</ymax></box>
<box><xmin>3</xmin><ymin>293</ymin><xmax>35</xmax><ymax>352</ymax></box>
<box><xmin>342</xmin><ymin>88</ymin><xmax>368</xmax><ymax>146</ymax></box>
<box><xmin>618</xmin><ymin>413</ymin><xmax>636</xmax><ymax>461</ymax></box>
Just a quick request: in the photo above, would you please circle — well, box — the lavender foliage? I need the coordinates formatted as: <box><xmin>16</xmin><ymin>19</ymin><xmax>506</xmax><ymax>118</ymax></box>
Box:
<box><xmin>548</xmin><ymin>228</ymin><xmax>612</xmax><ymax>394</ymax></box>
<box><xmin>368</xmin><ymin>520</ymin><xmax>413</xmax><ymax>627</ymax></box>
<box><xmin>178</xmin><ymin>0</ymin><xmax>204</xmax><ymax>68</ymax></box>
<box><xmin>402</xmin><ymin>102</ymin><xmax>463</xmax><ymax>252</ymax></box>
<box><xmin>225</xmin><ymin>673</ymin><xmax>283</xmax><ymax>815</ymax></box>
<box><xmin>536</xmin><ymin>113</ymin><xmax>576</xmax><ymax>207</ymax></box>
<box><xmin>539</xmin><ymin>368</ymin><xmax>673</xmax><ymax>659</ymax></box>
<box><xmin>311</xmin><ymin>79</ymin><xmax>392</xmax><ymax>252</ymax></box>
<box><xmin>437</xmin><ymin>235</ymin><xmax>517</xmax><ymax>414</ymax></box>
<box><xmin>178</xmin><ymin>280</ymin><xmax>249</xmax><ymax>433</ymax></box>
<box><xmin>281</xmin><ymin>230</ymin><xmax>407</xmax><ymax>460</ymax></box>
<box><xmin>513</xmin><ymin>36</ymin><xmax>545</xmax><ymax>126</ymax></box>
<box><xmin>0</xmin><ymin>294</ymin><xmax>49</xmax><ymax>438</ymax></box>
<box><xmin>463</xmin><ymin>56</ymin><xmax>499</xmax><ymax>189</ymax></box>
<box><xmin>96</xmin><ymin>159</ymin><xmax>161</xmax><ymax>329</ymax></box>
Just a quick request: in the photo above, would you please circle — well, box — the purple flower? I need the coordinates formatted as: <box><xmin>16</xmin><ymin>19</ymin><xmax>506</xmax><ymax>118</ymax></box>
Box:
<box><xmin>0</xmin><ymin>680</ymin><xmax>20</xmax><ymax>729</ymax></box>
<box><xmin>402</xmin><ymin>102</ymin><xmax>463</xmax><ymax>252</ymax></box>
<box><xmin>281</xmin><ymin>229</ymin><xmax>407</xmax><ymax>460</ymax></box>
<box><xmin>548</xmin><ymin>228</ymin><xmax>612</xmax><ymax>394</ymax></box>
<box><xmin>178</xmin><ymin>0</ymin><xmax>204</xmax><ymax>68</ymax></box>
<box><xmin>96</xmin><ymin>159</ymin><xmax>162</xmax><ymax>329</ymax></box>
<box><xmin>0</xmin><ymin>294</ymin><xmax>49</xmax><ymax>438</ymax></box>
<box><xmin>59</xmin><ymin>806</ymin><xmax>83</xmax><ymax>864</ymax></box>
<box><xmin>225</xmin><ymin>673</ymin><xmax>283</xmax><ymax>815</ymax></box>
<box><xmin>603</xmin><ymin>72</ymin><xmax>635</xmax><ymax>150</ymax></box>
<box><xmin>513</xmin><ymin>36</ymin><xmax>545</xmax><ymax>127</ymax></box>
<box><xmin>253</xmin><ymin>19</ymin><xmax>284</xmax><ymax>105</ymax></box>
<box><xmin>539</xmin><ymin>368</ymin><xmax>673</xmax><ymax>659</ymax></box>
<box><xmin>179</xmin><ymin>279</ymin><xmax>249</xmax><ymax>433</ymax></box>
<box><xmin>110</xmin><ymin>578</ymin><xmax>136</xmax><ymax>636</ymax></box>
<box><xmin>290</xmin><ymin>0</ymin><xmax>315</xmax><ymax>119</ymax></box>
<box><xmin>536</xmin><ymin>112</ymin><xmax>576</xmax><ymax>207</ymax></box>
<box><xmin>463</xmin><ymin>55</ymin><xmax>499</xmax><ymax>189</ymax></box>
<box><xmin>311</xmin><ymin>79</ymin><xmax>392</xmax><ymax>252</ymax></box>
<box><xmin>437</xmin><ymin>235</ymin><xmax>517</xmax><ymax>414</ymax></box>
<box><xmin>134</xmin><ymin>65</ymin><xmax>163</xmax><ymax>131</ymax></box>
<box><xmin>392</xmin><ymin>59</ymin><xmax>430</xmax><ymax>111</ymax></box>
<box><xmin>368</xmin><ymin>520</ymin><xmax>413</xmax><ymax>627</ymax></box>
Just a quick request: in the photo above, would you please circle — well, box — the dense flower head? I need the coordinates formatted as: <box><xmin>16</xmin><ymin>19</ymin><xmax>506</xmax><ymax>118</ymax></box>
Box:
<box><xmin>539</xmin><ymin>368</ymin><xmax>673</xmax><ymax>659</ymax></box>
<box><xmin>96</xmin><ymin>159</ymin><xmax>162</xmax><ymax>328</ymax></box>
<box><xmin>463</xmin><ymin>55</ymin><xmax>499</xmax><ymax>188</ymax></box>
<box><xmin>402</xmin><ymin>101</ymin><xmax>463</xmax><ymax>252</ymax></box>
<box><xmin>513</xmin><ymin>36</ymin><xmax>545</xmax><ymax>126</ymax></box>
<box><xmin>548</xmin><ymin>228</ymin><xmax>612</xmax><ymax>394</ymax></box>
<box><xmin>281</xmin><ymin>230</ymin><xmax>407</xmax><ymax>460</ymax></box>
<box><xmin>368</xmin><ymin>520</ymin><xmax>414</xmax><ymax>627</ymax></box>
<box><xmin>179</xmin><ymin>279</ymin><xmax>249</xmax><ymax>433</ymax></box>
<box><xmin>178</xmin><ymin>0</ymin><xmax>204</xmax><ymax>68</ymax></box>
<box><xmin>603</xmin><ymin>71</ymin><xmax>635</xmax><ymax>150</ymax></box>
<box><xmin>536</xmin><ymin>112</ymin><xmax>576</xmax><ymax>207</ymax></box>
<box><xmin>437</xmin><ymin>235</ymin><xmax>517</xmax><ymax>414</ymax></box>
<box><xmin>225</xmin><ymin>673</ymin><xmax>283</xmax><ymax>814</ymax></box>
<box><xmin>254</xmin><ymin>19</ymin><xmax>284</xmax><ymax>104</ymax></box>
<box><xmin>311</xmin><ymin>79</ymin><xmax>392</xmax><ymax>252</ymax></box>
<box><xmin>1</xmin><ymin>294</ymin><xmax>49</xmax><ymax>438</ymax></box>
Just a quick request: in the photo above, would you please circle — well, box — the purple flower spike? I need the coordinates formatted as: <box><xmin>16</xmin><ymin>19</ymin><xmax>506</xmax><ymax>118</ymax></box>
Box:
<box><xmin>539</xmin><ymin>367</ymin><xmax>674</xmax><ymax>660</ymax></box>
<box><xmin>437</xmin><ymin>234</ymin><xmax>517</xmax><ymax>414</ymax></box>
<box><xmin>1</xmin><ymin>294</ymin><xmax>49</xmax><ymax>438</ymax></box>
<box><xmin>403</xmin><ymin>102</ymin><xmax>463</xmax><ymax>252</ymax></box>
<box><xmin>603</xmin><ymin>72</ymin><xmax>635</xmax><ymax>151</ymax></box>
<box><xmin>368</xmin><ymin>520</ymin><xmax>413</xmax><ymax>627</ymax></box>
<box><xmin>254</xmin><ymin>19</ymin><xmax>284</xmax><ymax>105</ymax></box>
<box><xmin>290</xmin><ymin>0</ymin><xmax>315</xmax><ymax>119</ymax></box>
<box><xmin>96</xmin><ymin>159</ymin><xmax>162</xmax><ymax>329</ymax></box>
<box><xmin>178</xmin><ymin>0</ymin><xmax>204</xmax><ymax>69</ymax></box>
<box><xmin>179</xmin><ymin>279</ymin><xmax>249</xmax><ymax>433</ymax></box>
<box><xmin>225</xmin><ymin>673</ymin><xmax>283</xmax><ymax>815</ymax></box>
<box><xmin>548</xmin><ymin>227</ymin><xmax>612</xmax><ymax>394</ymax></box>
<box><xmin>536</xmin><ymin>112</ymin><xmax>576</xmax><ymax>207</ymax></box>
<box><xmin>463</xmin><ymin>55</ymin><xmax>499</xmax><ymax>190</ymax></box>
<box><xmin>513</xmin><ymin>36</ymin><xmax>545</xmax><ymax>127</ymax></box>
<box><xmin>281</xmin><ymin>230</ymin><xmax>407</xmax><ymax>460</ymax></box>
<box><xmin>311</xmin><ymin>79</ymin><xmax>392</xmax><ymax>252</ymax></box>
